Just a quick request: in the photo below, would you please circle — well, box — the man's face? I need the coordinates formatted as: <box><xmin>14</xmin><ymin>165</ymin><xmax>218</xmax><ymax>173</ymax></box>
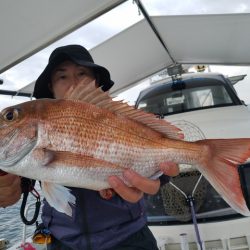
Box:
<box><xmin>51</xmin><ymin>60</ymin><xmax>95</xmax><ymax>99</ymax></box>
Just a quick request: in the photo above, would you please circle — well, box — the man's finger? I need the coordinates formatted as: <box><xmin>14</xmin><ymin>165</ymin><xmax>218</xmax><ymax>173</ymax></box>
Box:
<box><xmin>160</xmin><ymin>162</ymin><xmax>179</xmax><ymax>177</ymax></box>
<box><xmin>108</xmin><ymin>176</ymin><xmax>143</xmax><ymax>203</ymax></box>
<box><xmin>123</xmin><ymin>169</ymin><xmax>160</xmax><ymax>195</ymax></box>
<box><xmin>99</xmin><ymin>189</ymin><xmax>115</xmax><ymax>200</ymax></box>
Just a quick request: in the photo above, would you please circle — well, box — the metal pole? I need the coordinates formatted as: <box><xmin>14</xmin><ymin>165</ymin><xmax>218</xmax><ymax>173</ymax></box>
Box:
<box><xmin>187</xmin><ymin>196</ymin><xmax>203</xmax><ymax>250</ymax></box>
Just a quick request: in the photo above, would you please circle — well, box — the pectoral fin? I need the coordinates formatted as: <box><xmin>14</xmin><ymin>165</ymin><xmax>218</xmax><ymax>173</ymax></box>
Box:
<box><xmin>41</xmin><ymin>181</ymin><xmax>76</xmax><ymax>217</ymax></box>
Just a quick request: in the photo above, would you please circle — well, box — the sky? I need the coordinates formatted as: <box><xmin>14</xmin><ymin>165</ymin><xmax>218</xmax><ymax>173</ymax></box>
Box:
<box><xmin>1</xmin><ymin>0</ymin><xmax>250</xmax><ymax>109</ymax></box>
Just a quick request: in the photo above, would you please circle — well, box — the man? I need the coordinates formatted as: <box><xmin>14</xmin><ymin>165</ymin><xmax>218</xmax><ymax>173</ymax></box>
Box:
<box><xmin>0</xmin><ymin>45</ymin><xmax>178</xmax><ymax>250</ymax></box>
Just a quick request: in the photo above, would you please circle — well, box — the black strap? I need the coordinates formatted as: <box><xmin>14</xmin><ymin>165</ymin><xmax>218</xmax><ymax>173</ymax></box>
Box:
<box><xmin>20</xmin><ymin>178</ymin><xmax>41</xmax><ymax>225</ymax></box>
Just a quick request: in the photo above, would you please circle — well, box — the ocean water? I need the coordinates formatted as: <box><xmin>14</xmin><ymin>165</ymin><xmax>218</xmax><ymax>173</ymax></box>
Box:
<box><xmin>0</xmin><ymin>184</ymin><xmax>43</xmax><ymax>248</ymax></box>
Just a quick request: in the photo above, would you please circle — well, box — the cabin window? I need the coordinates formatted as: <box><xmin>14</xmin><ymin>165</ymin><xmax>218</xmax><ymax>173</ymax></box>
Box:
<box><xmin>137</xmin><ymin>79</ymin><xmax>236</xmax><ymax>116</ymax></box>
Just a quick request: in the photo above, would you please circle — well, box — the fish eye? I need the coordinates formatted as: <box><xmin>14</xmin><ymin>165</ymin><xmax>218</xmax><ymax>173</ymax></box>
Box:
<box><xmin>2</xmin><ymin>109</ymin><xmax>19</xmax><ymax>121</ymax></box>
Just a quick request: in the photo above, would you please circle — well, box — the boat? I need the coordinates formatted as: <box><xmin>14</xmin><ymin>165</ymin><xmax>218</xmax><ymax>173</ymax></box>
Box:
<box><xmin>136</xmin><ymin>71</ymin><xmax>250</xmax><ymax>249</ymax></box>
<box><xmin>1</xmin><ymin>1</ymin><xmax>250</xmax><ymax>249</ymax></box>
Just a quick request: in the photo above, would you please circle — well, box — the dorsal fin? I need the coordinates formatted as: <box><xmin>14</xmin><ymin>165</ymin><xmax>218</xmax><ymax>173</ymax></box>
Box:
<box><xmin>64</xmin><ymin>80</ymin><xmax>184</xmax><ymax>140</ymax></box>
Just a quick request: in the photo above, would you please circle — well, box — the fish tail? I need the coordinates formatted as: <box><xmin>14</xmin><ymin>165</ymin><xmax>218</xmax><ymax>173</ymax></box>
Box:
<box><xmin>197</xmin><ymin>138</ymin><xmax>250</xmax><ymax>216</ymax></box>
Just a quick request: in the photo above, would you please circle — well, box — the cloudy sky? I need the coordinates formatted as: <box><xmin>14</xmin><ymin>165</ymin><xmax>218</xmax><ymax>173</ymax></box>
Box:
<box><xmin>1</xmin><ymin>0</ymin><xmax>250</xmax><ymax>109</ymax></box>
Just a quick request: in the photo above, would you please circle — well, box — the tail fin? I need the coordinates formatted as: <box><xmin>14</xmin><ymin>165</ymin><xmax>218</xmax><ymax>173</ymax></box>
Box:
<box><xmin>197</xmin><ymin>138</ymin><xmax>250</xmax><ymax>216</ymax></box>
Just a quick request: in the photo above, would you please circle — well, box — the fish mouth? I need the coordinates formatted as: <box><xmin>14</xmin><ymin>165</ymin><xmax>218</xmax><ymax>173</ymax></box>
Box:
<box><xmin>0</xmin><ymin>126</ymin><xmax>37</xmax><ymax>167</ymax></box>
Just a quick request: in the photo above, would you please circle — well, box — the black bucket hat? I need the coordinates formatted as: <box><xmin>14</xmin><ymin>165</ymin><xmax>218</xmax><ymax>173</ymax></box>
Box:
<box><xmin>33</xmin><ymin>45</ymin><xmax>114</xmax><ymax>99</ymax></box>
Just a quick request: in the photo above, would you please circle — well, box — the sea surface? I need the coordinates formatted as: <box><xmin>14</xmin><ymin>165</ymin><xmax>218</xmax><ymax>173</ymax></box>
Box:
<box><xmin>0</xmin><ymin>184</ymin><xmax>43</xmax><ymax>248</ymax></box>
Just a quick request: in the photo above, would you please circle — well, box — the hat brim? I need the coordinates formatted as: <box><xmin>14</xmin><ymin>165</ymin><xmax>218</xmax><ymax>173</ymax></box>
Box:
<box><xmin>33</xmin><ymin>53</ymin><xmax>114</xmax><ymax>99</ymax></box>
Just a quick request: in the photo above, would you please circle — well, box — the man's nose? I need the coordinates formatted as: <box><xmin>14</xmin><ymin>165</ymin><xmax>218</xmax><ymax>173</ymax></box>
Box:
<box><xmin>70</xmin><ymin>76</ymin><xmax>81</xmax><ymax>86</ymax></box>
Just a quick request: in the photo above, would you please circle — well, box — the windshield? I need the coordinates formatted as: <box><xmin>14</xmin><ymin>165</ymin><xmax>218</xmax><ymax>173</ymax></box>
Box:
<box><xmin>137</xmin><ymin>78</ymin><xmax>237</xmax><ymax>116</ymax></box>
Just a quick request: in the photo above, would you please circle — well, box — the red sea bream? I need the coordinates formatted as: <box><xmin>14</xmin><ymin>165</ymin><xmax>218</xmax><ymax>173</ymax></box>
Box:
<box><xmin>0</xmin><ymin>82</ymin><xmax>250</xmax><ymax>216</ymax></box>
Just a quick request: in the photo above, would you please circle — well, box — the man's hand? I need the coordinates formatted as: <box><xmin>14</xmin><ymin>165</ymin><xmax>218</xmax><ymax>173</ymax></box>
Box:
<box><xmin>104</xmin><ymin>162</ymin><xmax>179</xmax><ymax>202</ymax></box>
<box><xmin>0</xmin><ymin>174</ymin><xmax>22</xmax><ymax>207</ymax></box>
